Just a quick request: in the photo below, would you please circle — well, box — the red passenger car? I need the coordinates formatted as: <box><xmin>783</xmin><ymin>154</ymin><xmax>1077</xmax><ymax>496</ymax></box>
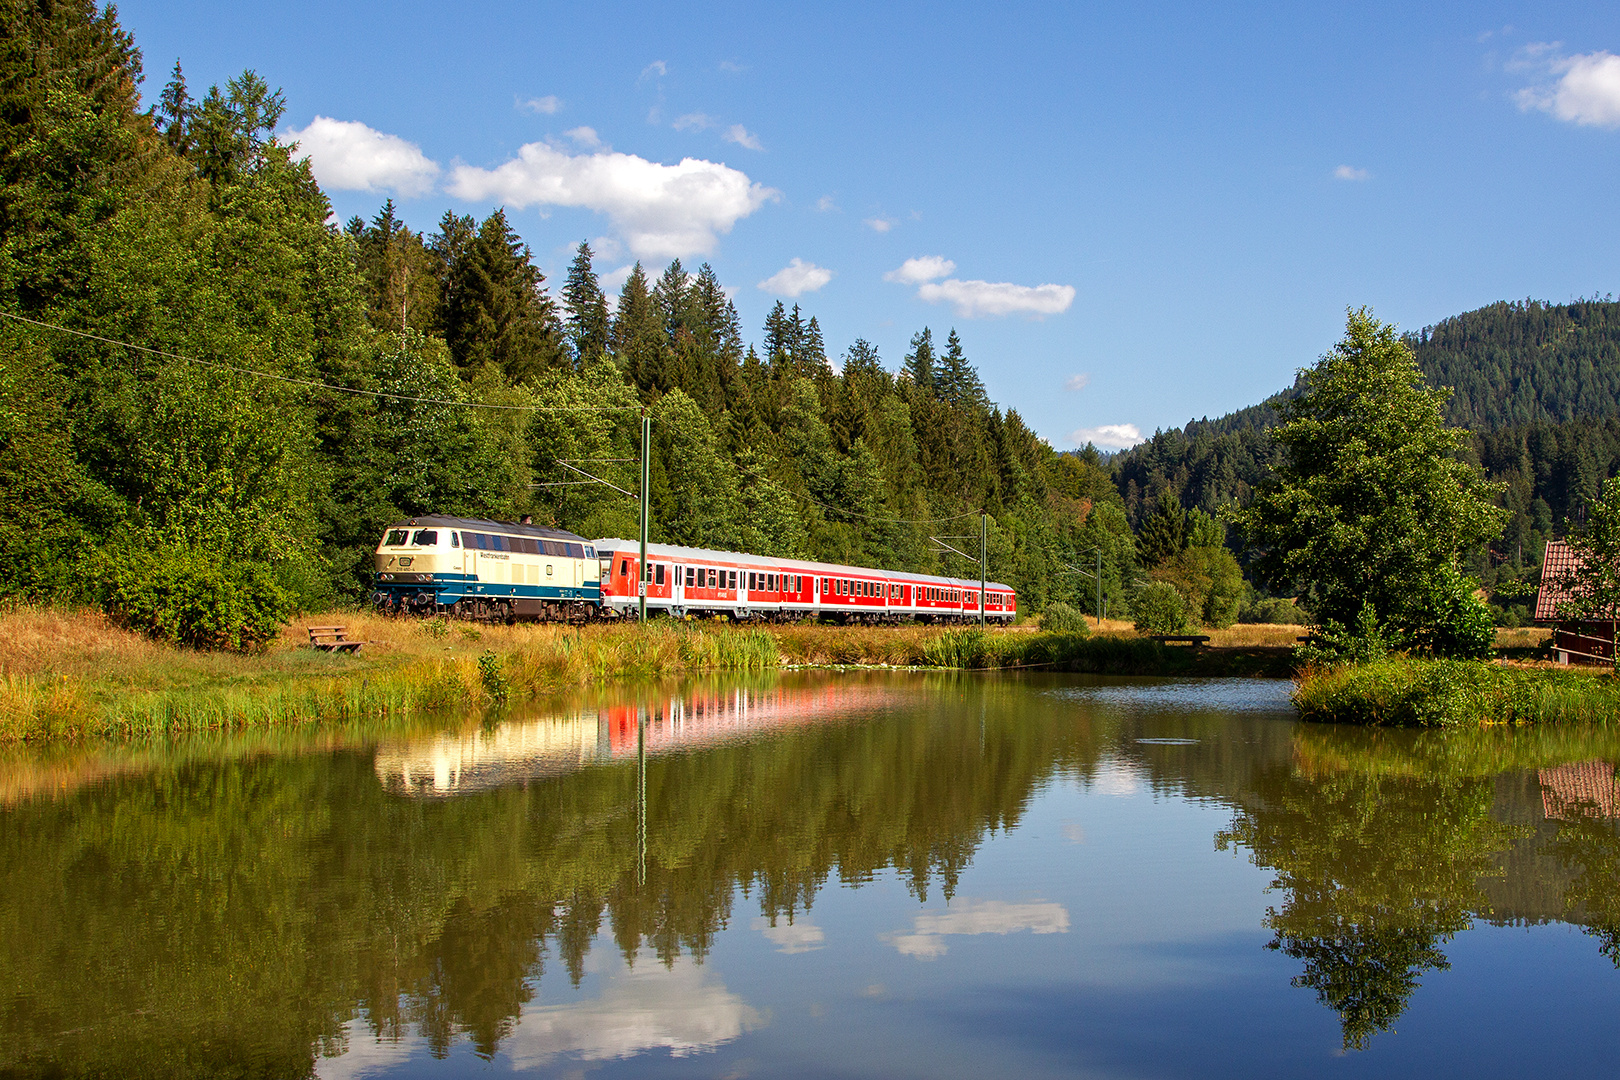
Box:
<box><xmin>592</xmin><ymin>538</ymin><xmax>1015</xmax><ymax>624</ymax></box>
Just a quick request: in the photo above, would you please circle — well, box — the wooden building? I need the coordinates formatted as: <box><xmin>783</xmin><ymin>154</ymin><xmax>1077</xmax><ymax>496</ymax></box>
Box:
<box><xmin>1535</xmin><ymin>540</ymin><xmax>1617</xmax><ymax>665</ymax></box>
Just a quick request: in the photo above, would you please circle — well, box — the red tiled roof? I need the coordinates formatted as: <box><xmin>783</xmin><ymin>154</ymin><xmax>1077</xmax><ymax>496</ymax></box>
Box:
<box><xmin>1534</xmin><ymin>540</ymin><xmax>1619</xmax><ymax>621</ymax></box>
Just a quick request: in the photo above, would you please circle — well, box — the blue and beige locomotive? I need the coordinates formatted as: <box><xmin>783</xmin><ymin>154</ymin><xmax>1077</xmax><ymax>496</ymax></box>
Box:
<box><xmin>371</xmin><ymin>516</ymin><xmax>604</xmax><ymax>622</ymax></box>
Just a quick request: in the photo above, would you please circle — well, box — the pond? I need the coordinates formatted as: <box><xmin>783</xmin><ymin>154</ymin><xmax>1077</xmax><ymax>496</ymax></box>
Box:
<box><xmin>4</xmin><ymin>672</ymin><xmax>1620</xmax><ymax>1077</ymax></box>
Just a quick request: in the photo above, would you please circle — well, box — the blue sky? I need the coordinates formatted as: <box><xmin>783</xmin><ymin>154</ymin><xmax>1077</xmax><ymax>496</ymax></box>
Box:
<box><xmin>118</xmin><ymin>1</ymin><xmax>1620</xmax><ymax>449</ymax></box>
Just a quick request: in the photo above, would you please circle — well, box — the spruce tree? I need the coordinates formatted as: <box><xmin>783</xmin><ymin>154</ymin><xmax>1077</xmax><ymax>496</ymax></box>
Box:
<box><xmin>441</xmin><ymin>209</ymin><xmax>562</xmax><ymax>382</ymax></box>
<box><xmin>938</xmin><ymin>328</ymin><xmax>986</xmax><ymax>409</ymax></box>
<box><xmin>153</xmin><ymin>61</ymin><xmax>192</xmax><ymax>153</ymax></box>
<box><xmin>562</xmin><ymin>240</ymin><xmax>610</xmax><ymax>366</ymax></box>
<box><xmin>611</xmin><ymin>263</ymin><xmax>666</xmax><ymax>395</ymax></box>
<box><xmin>902</xmin><ymin>328</ymin><xmax>937</xmax><ymax>396</ymax></box>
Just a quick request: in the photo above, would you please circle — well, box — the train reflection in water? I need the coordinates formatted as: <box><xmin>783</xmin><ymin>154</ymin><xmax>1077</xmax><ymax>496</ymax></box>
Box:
<box><xmin>374</xmin><ymin>680</ymin><xmax>906</xmax><ymax>798</ymax></box>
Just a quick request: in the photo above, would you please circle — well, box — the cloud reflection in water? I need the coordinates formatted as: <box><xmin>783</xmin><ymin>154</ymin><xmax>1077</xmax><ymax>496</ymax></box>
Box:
<box><xmin>885</xmin><ymin>899</ymin><xmax>1070</xmax><ymax>960</ymax></box>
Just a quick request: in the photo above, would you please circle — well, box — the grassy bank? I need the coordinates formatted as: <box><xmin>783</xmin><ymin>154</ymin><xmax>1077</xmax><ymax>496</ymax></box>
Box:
<box><xmin>0</xmin><ymin>606</ymin><xmax>1302</xmax><ymax>742</ymax></box>
<box><xmin>1294</xmin><ymin>655</ymin><xmax>1620</xmax><ymax>726</ymax></box>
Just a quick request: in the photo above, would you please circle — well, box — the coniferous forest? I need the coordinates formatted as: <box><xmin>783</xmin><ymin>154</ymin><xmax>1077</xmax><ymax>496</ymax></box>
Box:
<box><xmin>5</xmin><ymin>3</ymin><xmax>1618</xmax><ymax>634</ymax></box>
<box><xmin>0</xmin><ymin>2</ymin><xmax>1133</xmax><ymax>622</ymax></box>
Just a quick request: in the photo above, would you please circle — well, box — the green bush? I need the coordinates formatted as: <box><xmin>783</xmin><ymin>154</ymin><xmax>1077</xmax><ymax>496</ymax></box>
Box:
<box><xmin>1239</xmin><ymin>594</ymin><xmax>1302</xmax><ymax>624</ymax></box>
<box><xmin>1040</xmin><ymin>601</ymin><xmax>1091</xmax><ymax>634</ymax></box>
<box><xmin>1413</xmin><ymin>566</ymin><xmax>1496</xmax><ymax>659</ymax></box>
<box><xmin>478</xmin><ymin>650</ymin><xmax>509</xmax><ymax>701</ymax></box>
<box><xmin>101</xmin><ymin>546</ymin><xmax>292</xmax><ymax>652</ymax></box>
<box><xmin>1132</xmin><ymin>581</ymin><xmax>1191</xmax><ymax>635</ymax></box>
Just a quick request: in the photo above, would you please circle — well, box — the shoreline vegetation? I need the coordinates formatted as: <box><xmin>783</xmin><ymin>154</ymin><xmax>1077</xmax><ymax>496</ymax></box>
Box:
<box><xmin>1</xmin><ymin>606</ymin><xmax>1310</xmax><ymax>743</ymax></box>
<box><xmin>2</xmin><ymin>605</ymin><xmax>1598</xmax><ymax>742</ymax></box>
<box><xmin>1294</xmin><ymin>655</ymin><xmax>1620</xmax><ymax>727</ymax></box>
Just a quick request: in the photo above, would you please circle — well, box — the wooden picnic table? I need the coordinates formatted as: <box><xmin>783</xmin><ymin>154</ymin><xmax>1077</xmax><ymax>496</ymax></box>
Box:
<box><xmin>307</xmin><ymin>625</ymin><xmax>366</xmax><ymax>653</ymax></box>
<box><xmin>1149</xmin><ymin>634</ymin><xmax>1211</xmax><ymax>648</ymax></box>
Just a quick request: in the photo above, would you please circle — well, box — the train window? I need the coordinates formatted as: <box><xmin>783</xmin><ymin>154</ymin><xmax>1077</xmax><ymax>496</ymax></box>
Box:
<box><xmin>686</xmin><ymin>566</ymin><xmax>695</xmax><ymax>587</ymax></box>
<box><xmin>765</xmin><ymin>573</ymin><xmax>774</xmax><ymax>590</ymax></box>
<box><xmin>385</xmin><ymin>529</ymin><xmax>409</xmax><ymax>547</ymax></box>
<box><xmin>728</xmin><ymin>570</ymin><xmax>738</xmax><ymax>590</ymax></box>
<box><xmin>748</xmin><ymin>571</ymin><xmax>757</xmax><ymax>590</ymax></box>
<box><xmin>411</xmin><ymin>530</ymin><xmax>437</xmax><ymax>546</ymax></box>
<box><xmin>655</xmin><ymin>565</ymin><xmax>665</xmax><ymax>586</ymax></box>
<box><xmin>451</xmin><ymin>532</ymin><xmax>460</xmax><ymax>548</ymax></box>
<box><xmin>708</xmin><ymin>568</ymin><xmax>717</xmax><ymax>587</ymax></box>
<box><xmin>585</xmin><ymin>547</ymin><xmax>595</xmax><ymax>559</ymax></box>
<box><xmin>620</xmin><ymin>559</ymin><xmax>630</xmax><ymax>577</ymax></box>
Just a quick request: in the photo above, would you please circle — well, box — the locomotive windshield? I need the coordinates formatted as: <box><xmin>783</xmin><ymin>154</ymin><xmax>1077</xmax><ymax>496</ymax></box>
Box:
<box><xmin>385</xmin><ymin>529</ymin><xmax>409</xmax><ymax>546</ymax></box>
<box><xmin>411</xmin><ymin>530</ymin><xmax>438</xmax><ymax>546</ymax></box>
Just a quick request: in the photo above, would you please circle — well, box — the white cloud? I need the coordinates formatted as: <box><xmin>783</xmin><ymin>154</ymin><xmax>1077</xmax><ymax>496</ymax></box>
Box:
<box><xmin>284</xmin><ymin>116</ymin><xmax>440</xmax><ymax>198</ymax></box>
<box><xmin>1516</xmin><ymin>49</ymin><xmax>1620</xmax><ymax>128</ymax></box>
<box><xmin>753</xmin><ymin>916</ymin><xmax>825</xmax><ymax>954</ymax></box>
<box><xmin>641</xmin><ymin>60</ymin><xmax>668</xmax><ymax>81</ymax></box>
<box><xmin>916</xmin><ymin>278</ymin><xmax>1076</xmax><ymax>318</ymax></box>
<box><xmin>505</xmin><ymin>957</ymin><xmax>760</xmax><ymax>1067</ymax></box>
<box><xmin>864</xmin><ymin>216</ymin><xmax>896</xmax><ymax>233</ymax></box>
<box><xmin>723</xmin><ymin>124</ymin><xmax>763</xmax><ymax>151</ymax></box>
<box><xmin>447</xmin><ymin>143</ymin><xmax>777</xmax><ymax>259</ymax></box>
<box><xmin>884</xmin><ymin>255</ymin><xmax>955</xmax><ymax>284</ymax></box>
<box><xmin>814</xmin><ymin>195</ymin><xmax>838</xmax><ymax>212</ymax></box>
<box><xmin>1065</xmin><ymin>374</ymin><xmax>1091</xmax><ymax>392</ymax></box>
<box><xmin>565</xmin><ymin>126</ymin><xmax>602</xmax><ymax>149</ymax></box>
<box><xmin>1071</xmin><ymin>423</ymin><xmax>1144</xmax><ymax>450</ymax></box>
<box><xmin>719</xmin><ymin>60</ymin><xmax>747</xmax><ymax>73</ymax></box>
<box><xmin>1333</xmin><ymin>164</ymin><xmax>1370</xmax><ymax>181</ymax></box>
<box><xmin>673</xmin><ymin>112</ymin><xmax>714</xmax><ymax>132</ymax></box>
<box><xmin>885</xmin><ymin>900</ymin><xmax>1069</xmax><ymax>960</ymax></box>
<box><xmin>519</xmin><ymin>95</ymin><xmax>561</xmax><ymax>115</ymax></box>
<box><xmin>758</xmin><ymin>258</ymin><xmax>833</xmax><ymax>297</ymax></box>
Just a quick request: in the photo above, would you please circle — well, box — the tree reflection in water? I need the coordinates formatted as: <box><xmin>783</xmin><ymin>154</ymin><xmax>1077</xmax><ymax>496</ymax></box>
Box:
<box><xmin>7</xmin><ymin>676</ymin><xmax>1620</xmax><ymax>1074</ymax></box>
<box><xmin>1219</xmin><ymin>725</ymin><xmax>1620</xmax><ymax>1050</ymax></box>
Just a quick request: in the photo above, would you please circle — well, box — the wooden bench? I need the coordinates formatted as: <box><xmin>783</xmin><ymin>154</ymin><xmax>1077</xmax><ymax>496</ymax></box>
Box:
<box><xmin>1150</xmin><ymin>634</ymin><xmax>1211</xmax><ymax>648</ymax></box>
<box><xmin>307</xmin><ymin>625</ymin><xmax>366</xmax><ymax>653</ymax></box>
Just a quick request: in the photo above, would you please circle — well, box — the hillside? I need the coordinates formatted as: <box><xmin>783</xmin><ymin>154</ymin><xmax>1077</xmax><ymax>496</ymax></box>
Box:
<box><xmin>1107</xmin><ymin>298</ymin><xmax>1620</xmax><ymax>591</ymax></box>
<box><xmin>1412</xmin><ymin>298</ymin><xmax>1620</xmax><ymax>430</ymax></box>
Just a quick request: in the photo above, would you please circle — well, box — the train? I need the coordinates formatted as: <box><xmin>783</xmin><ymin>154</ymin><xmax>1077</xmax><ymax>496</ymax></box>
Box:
<box><xmin>371</xmin><ymin>514</ymin><xmax>1016</xmax><ymax>624</ymax></box>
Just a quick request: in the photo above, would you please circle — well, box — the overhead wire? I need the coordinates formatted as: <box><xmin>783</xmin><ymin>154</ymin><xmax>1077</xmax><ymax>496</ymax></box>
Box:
<box><xmin>0</xmin><ymin>310</ymin><xmax>641</xmax><ymax>412</ymax></box>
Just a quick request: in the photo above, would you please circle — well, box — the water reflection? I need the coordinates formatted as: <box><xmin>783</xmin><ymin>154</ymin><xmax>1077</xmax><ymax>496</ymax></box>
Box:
<box><xmin>3</xmin><ymin>674</ymin><xmax>1620</xmax><ymax>1075</ymax></box>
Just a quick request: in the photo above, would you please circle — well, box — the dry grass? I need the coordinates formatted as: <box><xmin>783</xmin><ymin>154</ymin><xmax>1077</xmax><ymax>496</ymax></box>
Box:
<box><xmin>1495</xmin><ymin>626</ymin><xmax>1551</xmax><ymax>649</ymax></box>
<box><xmin>1204</xmin><ymin>623</ymin><xmax>1309</xmax><ymax>647</ymax></box>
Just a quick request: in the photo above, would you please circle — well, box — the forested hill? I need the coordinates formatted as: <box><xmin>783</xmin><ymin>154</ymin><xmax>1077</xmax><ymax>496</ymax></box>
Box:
<box><xmin>1109</xmin><ymin>297</ymin><xmax>1620</xmax><ymax>594</ymax></box>
<box><xmin>1410</xmin><ymin>298</ymin><xmax>1620</xmax><ymax>430</ymax></box>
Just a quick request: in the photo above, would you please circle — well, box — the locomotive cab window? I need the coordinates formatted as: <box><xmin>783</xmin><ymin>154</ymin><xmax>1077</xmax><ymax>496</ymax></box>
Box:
<box><xmin>411</xmin><ymin>530</ymin><xmax>437</xmax><ymax>546</ymax></box>
<box><xmin>621</xmin><ymin>559</ymin><xmax>631</xmax><ymax>577</ymax></box>
<box><xmin>450</xmin><ymin>532</ymin><xmax>460</xmax><ymax>548</ymax></box>
<box><xmin>385</xmin><ymin>529</ymin><xmax>409</xmax><ymax>547</ymax></box>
